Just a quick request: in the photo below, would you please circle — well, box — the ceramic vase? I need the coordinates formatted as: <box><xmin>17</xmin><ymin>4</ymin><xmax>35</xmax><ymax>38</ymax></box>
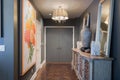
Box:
<box><xmin>81</xmin><ymin>27</ymin><xmax>91</xmax><ymax>48</ymax></box>
<box><xmin>81</xmin><ymin>13</ymin><xmax>92</xmax><ymax>48</ymax></box>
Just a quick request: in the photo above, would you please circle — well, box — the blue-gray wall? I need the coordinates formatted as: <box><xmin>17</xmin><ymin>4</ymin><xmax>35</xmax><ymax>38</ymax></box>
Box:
<box><xmin>111</xmin><ymin>0</ymin><xmax>120</xmax><ymax>80</ymax></box>
<box><xmin>0</xmin><ymin>0</ymin><xmax>15</xmax><ymax>80</ymax></box>
<box><xmin>44</xmin><ymin>0</ymin><xmax>100</xmax><ymax>43</ymax></box>
<box><xmin>43</xmin><ymin>18</ymin><xmax>80</xmax><ymax>47</ymax></box>
<box><xmin>78</xmin><ymin>0</ymin><xmax>99</xmax><ymax>40</ymax></box>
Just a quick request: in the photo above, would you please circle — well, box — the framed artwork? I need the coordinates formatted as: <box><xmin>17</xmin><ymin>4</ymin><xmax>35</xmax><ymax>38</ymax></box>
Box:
<box><xmin>21</xmin><ymin>0</ymin><xmax>36</xmax><ymax>75</ymax></box>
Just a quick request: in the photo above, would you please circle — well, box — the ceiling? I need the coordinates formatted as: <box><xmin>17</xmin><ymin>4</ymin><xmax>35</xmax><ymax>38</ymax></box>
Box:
<box><xmin>33</xmin><ymin>0</ymin><xmax>94</xmax><ymax>19</ymax></box>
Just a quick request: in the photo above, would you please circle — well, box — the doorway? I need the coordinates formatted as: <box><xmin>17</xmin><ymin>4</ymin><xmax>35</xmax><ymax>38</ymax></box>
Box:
<box><xmin>45</xmin><ymin>26</ymin><xmax>74</xmax><ymax>63</ymax></box>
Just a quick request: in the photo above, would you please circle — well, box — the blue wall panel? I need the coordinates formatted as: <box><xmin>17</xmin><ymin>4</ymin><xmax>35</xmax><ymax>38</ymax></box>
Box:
<box><xmin>111</xmin><ymin>0</ymin><xmax>120</xmax><ymax>80</ymax></box>
<box><xmin>0</xmin><ymin>0</ymin><xmax>14</xmax><ymax>80</ymax></box>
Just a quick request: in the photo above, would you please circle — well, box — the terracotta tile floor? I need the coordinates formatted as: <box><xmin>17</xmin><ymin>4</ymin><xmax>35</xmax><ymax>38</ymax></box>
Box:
<box><xmin>35</xmin><ymin>64</ymin><xmax>78</xmax><ymax>80</ymax></box>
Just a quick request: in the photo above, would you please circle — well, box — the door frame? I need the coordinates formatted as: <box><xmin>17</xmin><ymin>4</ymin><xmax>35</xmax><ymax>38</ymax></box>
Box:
<box><xmin>44</xmin><ymin>26</ymin><xmax>75</xmax><ymax>62</ymax></box>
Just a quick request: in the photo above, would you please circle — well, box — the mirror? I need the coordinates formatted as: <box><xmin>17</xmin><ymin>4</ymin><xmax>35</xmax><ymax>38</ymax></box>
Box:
<box><xmin>100</xmin><ymin>0</ymin><xmax>110</xmax><ymax>55</ymax></box>
<box><xmin>95</xmin><ymin>0</ymin><xmax>114</xmax><ymax>57</ymax></box>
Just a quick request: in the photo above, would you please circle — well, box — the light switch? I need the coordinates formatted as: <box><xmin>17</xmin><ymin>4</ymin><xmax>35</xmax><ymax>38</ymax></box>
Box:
<box><xmin>0</xmin><ymin>45</ymin><xmax>5</xmax><ymax>51</ymax></box>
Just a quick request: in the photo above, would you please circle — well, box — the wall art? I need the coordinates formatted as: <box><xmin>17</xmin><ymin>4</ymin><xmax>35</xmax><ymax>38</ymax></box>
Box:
<box><xmin>21</xmin><ymin>0</ymin><xmax>36</xmax><ymax>75</ymax></box>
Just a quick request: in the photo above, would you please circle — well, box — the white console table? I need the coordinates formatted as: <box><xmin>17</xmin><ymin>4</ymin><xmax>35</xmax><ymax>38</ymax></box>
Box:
<box><xmin>71</xmin><ymin>48</ymin><xmax>113</xmax><ymax>80</ymax></box>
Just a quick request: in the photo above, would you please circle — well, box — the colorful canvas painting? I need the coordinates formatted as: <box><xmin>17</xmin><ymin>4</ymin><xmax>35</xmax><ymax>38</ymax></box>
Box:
<box><xmin>22</xmin><ymin>0</ymin><xmax>36</xmax><ymax>75</ymax></box>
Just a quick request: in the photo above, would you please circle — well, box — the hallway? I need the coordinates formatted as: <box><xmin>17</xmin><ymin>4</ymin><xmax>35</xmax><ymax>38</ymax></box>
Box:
<box><xmin>0</xmin><ymin>0</ymin><xmax>117</xmax><ymax>80</ymax></box>
<box><xmin>35</xmin><ymin>64</ymin><xmax>78</xmax><ymax>80</ymax></box>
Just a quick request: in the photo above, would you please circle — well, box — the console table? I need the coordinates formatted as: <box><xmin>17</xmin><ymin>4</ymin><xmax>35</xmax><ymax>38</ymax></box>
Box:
<box><xmin>71</xmin><ymin>48</ymin><xmax>113</xmax><ymax>80</ymax></box>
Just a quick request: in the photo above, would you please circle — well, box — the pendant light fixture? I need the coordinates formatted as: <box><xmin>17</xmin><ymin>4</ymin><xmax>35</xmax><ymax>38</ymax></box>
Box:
<box><xmin>52</xmin><ymin>6</ymin><xmax>69</xmax><ymax>23</ymax></box>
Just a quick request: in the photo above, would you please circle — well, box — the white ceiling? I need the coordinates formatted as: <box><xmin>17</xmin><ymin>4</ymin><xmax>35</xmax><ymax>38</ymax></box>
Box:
<box><xmin>33</xmin><ymin>0</ymin><xmax>94</xmax><ymax>19</ymax></box>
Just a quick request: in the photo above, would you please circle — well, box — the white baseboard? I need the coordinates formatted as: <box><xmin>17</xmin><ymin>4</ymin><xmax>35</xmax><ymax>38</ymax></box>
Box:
<box><xmin>30</xmin><ymin>72</ymin><xmax>37</xmax><ymax>80</ymax></box>
<box><xmin>36</xmin><ymin>60</ymin><xmax>46</xmax><ymax>72</ymax></box>
<box><xmin>30</xmin><ymin>60</ymin><xmax>46</xmax><ymax>80</ymax></box>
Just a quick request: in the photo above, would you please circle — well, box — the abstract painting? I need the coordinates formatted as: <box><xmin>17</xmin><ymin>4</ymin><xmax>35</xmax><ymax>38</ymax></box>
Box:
<box><xmin>21</xmin><ymin>0</ymin><xmax>36</xmax><ymax>75</ymax></box>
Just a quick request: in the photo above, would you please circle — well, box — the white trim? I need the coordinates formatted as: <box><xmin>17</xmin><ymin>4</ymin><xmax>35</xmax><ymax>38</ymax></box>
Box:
<box><xmin>95</xmin><ymin>2</ymin><xmax>102</xmax><ymax>42</ymax></box>
<box><xmin>30</xmin><ymin>72</ymin><xmax>37</xmax><ymax>80</ymax></box>
<box><xmin>45</xmin><ymin>26</ymin><xmax>74</xmax><ymax>28</ymax></box>
<box><xmin>106</xmin><ymin>0</ymin><xmax>114</xmax><ymax>57</ymax></box>
<box><xmin>30</xmin><ymin>60</ymin><xmax>46</xmax><ymax>80</ymax></box>
<box><xmin>73</xmin><ymin>27</ymin><xmax>75</xmax><ymax>48</ymax></box>
<box><xmin>44</xmin><ymin>27</ymin><xmax>46</xmax><ymax>62</ymax></box>
<box><xmin>95</xmin><ymin>0</ymin><xmax>114</xmax><ymax>57</ymax></box>
<box><xmin>36</xmin><ymin>60</ymin><xmax>46</xmax><ymax>72</ymax></box>
<box><xmin>44</xmin><ymin>26</ymin><xmax>75</xmax><ymax>62</ymax></box>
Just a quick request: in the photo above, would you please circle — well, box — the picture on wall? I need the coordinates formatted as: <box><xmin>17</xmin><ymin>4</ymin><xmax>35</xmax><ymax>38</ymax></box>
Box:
<box><xmin>21</xmin><ymin>0</ymin><xmax>36</xmax><ymax>75</ymax></box>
